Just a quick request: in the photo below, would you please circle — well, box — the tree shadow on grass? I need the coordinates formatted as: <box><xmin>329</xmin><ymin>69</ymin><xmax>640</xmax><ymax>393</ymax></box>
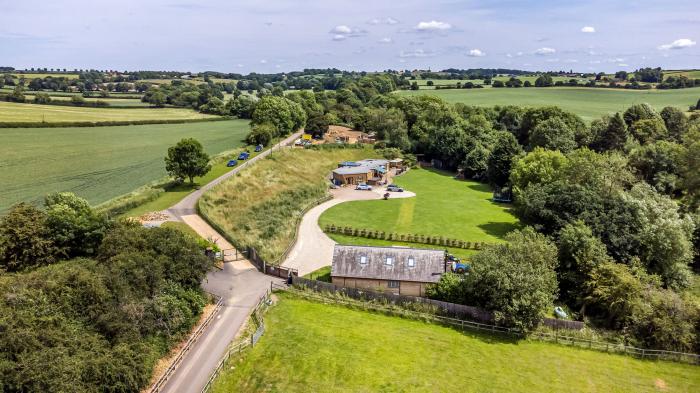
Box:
<box><xmin>478</xmin><ymin>221</ymin><xmax>521</xmax><ymax>239</ymax></box>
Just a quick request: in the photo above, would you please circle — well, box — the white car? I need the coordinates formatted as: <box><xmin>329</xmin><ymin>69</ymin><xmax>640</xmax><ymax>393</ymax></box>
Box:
<box><xmin>355</xmin><ymin>183</ymin><xmax>372</xmax><ymax>191</ymax></box>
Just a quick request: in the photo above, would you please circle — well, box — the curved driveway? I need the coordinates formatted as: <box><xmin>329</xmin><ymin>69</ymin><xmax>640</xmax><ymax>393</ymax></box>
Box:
<box><xmin>282</xmin><ymin>186</ymin><xmax>415</xmax><ymax>275</ymax></box>
<box><xmin>157</xmin><ymin>131</ymin><xmax>301</xmax><ymax>393</ymax></box>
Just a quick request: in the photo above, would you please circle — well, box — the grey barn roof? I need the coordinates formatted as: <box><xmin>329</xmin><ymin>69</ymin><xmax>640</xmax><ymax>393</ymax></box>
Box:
<box><xmin>331</xmin><ymin>245</ymin><xmax>445</xmax><ymax>283</ymax></box>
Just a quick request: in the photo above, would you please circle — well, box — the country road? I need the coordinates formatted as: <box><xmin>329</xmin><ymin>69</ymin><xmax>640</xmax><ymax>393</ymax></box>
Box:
<box><xmin>157</xmin><ymin>131</ymin><xmax>301</xmax><ymax>393</ymax></box>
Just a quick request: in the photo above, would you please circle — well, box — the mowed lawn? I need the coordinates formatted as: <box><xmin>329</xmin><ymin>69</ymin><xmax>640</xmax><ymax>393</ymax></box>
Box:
<box><xmin>319</xmin><ymin>168</ymin><xmax>519</xmax><ymax>245</ymax></box>
<box><xmin>211</xmin><ymin>293</ymin><xmax>700</xmax><ymax>393</ymax></box>
<box><xmin>0</xmin><ymin>101</ymin><xmax>215</xmax><ymax>122</ymax></box>
<box><xmin>0</xmin><ymin>120</ymin><xmax>249</xmax><ymax>211</ymax></box>
<box><xmin>396</xmin><ymin>86</ymin><xmax>700</xmax><ymax>121</ymax></box>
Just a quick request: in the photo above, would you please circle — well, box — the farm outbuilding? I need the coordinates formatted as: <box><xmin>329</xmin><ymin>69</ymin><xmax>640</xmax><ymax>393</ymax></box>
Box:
<box><xmin>330</xmin><ymin>245</ymin><xmax>446</xmax><ymax>297</ymax></box>
<box><xmin>331</xmin><ymin>158</ymin><xmax>403</xmax><ymax>186</ymax></box>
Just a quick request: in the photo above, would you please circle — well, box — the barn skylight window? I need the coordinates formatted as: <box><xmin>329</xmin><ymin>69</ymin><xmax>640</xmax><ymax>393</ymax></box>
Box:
<box><xmin>407</xmin><ymin>257</ymin><xmax>415</xmax><ymax>267</ymax></box>
<box><xmin>359</xmin><ymin>255</ymin><xmax>367</xmax><ymax>264</ymax></box>
<box><xmin>385</xmin><ymin>257</ymin><xmax>393</xmax><ymax>265</ymax></box>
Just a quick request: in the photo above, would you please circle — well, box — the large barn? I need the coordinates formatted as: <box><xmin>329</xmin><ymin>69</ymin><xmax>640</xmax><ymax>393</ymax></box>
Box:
<box><xmin>330</xmin><ymin>245</ymin><xmax>446</xmax><ymax>297</ymax></box>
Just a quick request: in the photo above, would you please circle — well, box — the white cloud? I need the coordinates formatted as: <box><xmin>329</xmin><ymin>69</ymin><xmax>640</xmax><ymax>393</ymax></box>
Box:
<box><xmin>581</xmin><ymin>26</ymin><xmax>596</xmax><ymax>33</ymax></box>
<box><xmin>534</xmin><ymin>47</ymin><xmax>556</xmax><ymax>55</ymax></box>
<box><xmin>370</xmin><ymin>17</ymin><xmax>399</xmax><ymax>25</ymax></box>
<box><xmin>658</xmin><ymin>38</ymin><xmax>696</xmax><ymax>50</ymax></box>
<box><xmin>259</xmin><ymin>59</ymin><xmax>267</xmax><ymax>64</ymax></box>
<box><xmin>331</xmin><ymin>25</ymin><xmax>352</xmax><ymax>34</ymax></box>
<box><xmin>618</xmin><ymin>63</ymin><xmax>629</xmax><ymax>67</ymax></box>
<box><xmin>416</xmin><ymin>20</ymin><xmax>452</xmax><ymax>31</ymax></box>
<box><xmin>563</xmin><ymin>58</ymin><xmax>579</xmax><ymax>63</ymax></box>
<box><xmin>399</xmin><ymin>48</ymin><xmax>434</xmax><ymax>58</ymax></box>
<box><xmin>468</xmin><ymin>48</ymin><xmax>485</xmax><ymax>57</ymax></box>
<box><xmin>378</xmin><ymin>37</ymin><xmax>393</xmax><ymax>44</ymax></box>
<box><xmin>506</xmin><ymin>53</ymin><xmax>513</xmax><ymax>58</ymax></box>
<box><xmin>329</xmin><ymin>25</ymin><xmax>366</xmax><ymax>39</ymax></box>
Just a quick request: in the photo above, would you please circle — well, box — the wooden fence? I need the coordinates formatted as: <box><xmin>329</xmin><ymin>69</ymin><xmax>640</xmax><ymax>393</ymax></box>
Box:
<box><xmin>292</xmin><ymin>276</ymin><xmax>582</xmax><ymax>329</ymax></box>
<box><xmin>284</xmin><ymin>286</ymin><xmax>700</xmax><ymax>365</ymax></box>
<box><xmin>149</xmin><ymin>294</ymin><xmax>223</xmax><ymax>393</ymax></box>
<box><xmin>247</xmin><ymin>246</ymin><xmax>298</xmax><ymax>279</ymax></box>
<box><xmin>200</xmin><ymin>290</ymin><xmax>272</xmax><ymax>393</ymax></box>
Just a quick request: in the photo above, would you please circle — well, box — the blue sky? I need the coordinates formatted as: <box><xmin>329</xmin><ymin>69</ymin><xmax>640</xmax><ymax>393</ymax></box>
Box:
<box><xmin>1</xmin><ymin>0</ymin><xmax>698</xmax><ymax>73</ymax></box>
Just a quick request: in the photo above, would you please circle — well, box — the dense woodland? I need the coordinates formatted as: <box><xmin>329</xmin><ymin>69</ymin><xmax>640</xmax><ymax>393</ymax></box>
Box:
<box><xmin>0</xmin><ymin>193</ymin><xmax>212</xmax><ymax>392</ymax></box>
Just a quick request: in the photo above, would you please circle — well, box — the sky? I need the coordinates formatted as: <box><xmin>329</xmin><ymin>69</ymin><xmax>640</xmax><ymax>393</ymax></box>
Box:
<box><xmin>1</xmin><ymin>0</ymin><xmax>698</xmax><ymax>74</ymax></box>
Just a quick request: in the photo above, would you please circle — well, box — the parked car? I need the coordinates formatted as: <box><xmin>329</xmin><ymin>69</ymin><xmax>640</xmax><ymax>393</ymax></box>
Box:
<box><xmin>554</xmin><ymin>306</ymin><xmax>568</xmax><ymax>319</ymax></box>
<box><xmin>355</xmin><ymin>183</ymin><xmax>373</xmax><ymax>191</ymax></box>
<box><xmin>238</xmin><ymin>152</ymin><xmax>250</xmax><ymax>160</ymax></box>
<box><xmin>255</xmin><ymin>144</ymin><xmax>263</xmax><ymax>152</ymax></box>
<box><xmin>226</xmin><ymin>159</ymin><xmax>238</xmax><ymax>167</ymax></box>
<box><xmin>386</xmin><ymin>184</ymin><xmax>404</xmax><ymax>192</ymax></box>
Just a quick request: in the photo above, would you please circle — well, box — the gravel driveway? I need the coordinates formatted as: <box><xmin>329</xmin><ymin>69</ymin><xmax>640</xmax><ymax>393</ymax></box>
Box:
<box><xmin>281</xmin><ymin>185</ymin><xmax>415</xmax><ymax>275</ymax></box>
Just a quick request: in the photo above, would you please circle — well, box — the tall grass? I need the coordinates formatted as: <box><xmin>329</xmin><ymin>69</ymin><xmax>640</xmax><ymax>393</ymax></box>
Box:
<box><xmin>199</xmin><ymin>146</ymin><xmax>376</xmax><ymax>262</ymax></box>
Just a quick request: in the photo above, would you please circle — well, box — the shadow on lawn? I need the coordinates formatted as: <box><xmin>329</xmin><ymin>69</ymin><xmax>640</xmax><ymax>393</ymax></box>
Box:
<box><xmin>478</xmin><ymin>221</ymin><xmax>521</xmax><ymax>239</ymax></box>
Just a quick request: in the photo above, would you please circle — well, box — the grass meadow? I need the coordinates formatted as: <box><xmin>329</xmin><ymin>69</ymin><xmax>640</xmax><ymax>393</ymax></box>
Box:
<box><xmin>414</xmin><ymin>75</ymin><xmax>578</xmax><ymax>88</ymax></box>
<box><xmin>211</xmin><ymin>293</ymin><xmax>700</xmax><ymax>393</ymax></box>
<box><xmin>319</xmin><ymin>168</ymin><xmax>520</xmax><ymax>257</ymax></box>
<box><xmin>0</xmin><ymin>101</ymin><xmax>215</xmax><ymax>122</ymax></box>
<box><xmin>396</xmin><ymin>86</ymin><xmax>700</xmax><ymax>121</ymax></box>
<box><xmin>199</xmin><ymin>147</ymin><xmax>378</xmax><ymax>262</ymax></box>
<box><xmin>0</xmin><ymin>120</ymin><xmax>249</xmax><ymax>212</ymax></box>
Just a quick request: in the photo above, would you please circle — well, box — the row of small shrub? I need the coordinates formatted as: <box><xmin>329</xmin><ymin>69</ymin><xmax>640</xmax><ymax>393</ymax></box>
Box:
<box><xmin>324</xmin><ymin>224</ymin><xmax>490</xmax><ymax>250</ymax></box>
<box><xmin>0</xmin><ymin>116</ymin><xmax>233</xmax><ymax>128</ymax></box>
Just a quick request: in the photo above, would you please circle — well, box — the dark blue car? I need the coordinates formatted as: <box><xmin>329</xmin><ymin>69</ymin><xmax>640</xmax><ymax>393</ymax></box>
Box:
<box><xmin>255</xmin><ymin>144</ymin><xmax>263</xmax><ymax>152</ymax></box>
<box><xmin>226</xmin><ymin>159</ymin><xmax>237</xmax><ymax>167</ymax></box>
<box><xmin>238</xmin><ymin>152</ymin><xmax>250</xmax><ymax>160</ymax></box>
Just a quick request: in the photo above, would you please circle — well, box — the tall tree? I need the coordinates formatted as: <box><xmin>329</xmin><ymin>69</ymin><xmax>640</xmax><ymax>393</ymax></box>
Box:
<box><xmin>164</xmin><ymin>138</ymin><xmax>211</xmax><ymax>184</ymax></box>
<box><xmin>486</xmin><ymin>131</ymin><xmax>522</xmax><ymax>186</ymax></box>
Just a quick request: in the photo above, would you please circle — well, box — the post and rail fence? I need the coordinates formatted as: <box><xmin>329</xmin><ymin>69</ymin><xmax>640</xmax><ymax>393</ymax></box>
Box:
<box><xmin>200</xmin><ymin>290</ymin><xmax>273</xmax><ymax>393</ymax></box>
<box><xmin>283</xmin><ymin>283</ymin><xmax>700</xmax><ymax>365</ymax></box>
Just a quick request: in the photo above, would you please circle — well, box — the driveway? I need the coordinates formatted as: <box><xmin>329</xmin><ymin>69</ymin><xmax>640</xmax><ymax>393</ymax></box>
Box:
<box><xmin>156</xmin><ymin>132</ymin><xmax>300</xmax><ymax>393</ymax></box>
<box><xmin>281</xmin><ymin>185</ymin><xmax>415</xmax><ymax>276</ymax></box>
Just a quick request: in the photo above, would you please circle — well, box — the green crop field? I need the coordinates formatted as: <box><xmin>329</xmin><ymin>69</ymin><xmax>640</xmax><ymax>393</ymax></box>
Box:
<box><xmin>211</xmin><ymin>293</ymin><xmax>700</xmax><ymax>393</ymax></box>
<box><xmin>319</xmin><ymin>168</ymin><xmax>520</xmax><ymax>256</ymax></box>
<box><xmin>0</xmin><ymin>120</ymin><xmax>249</xmax><ymax>212</ymax></box>
<box><xmin>665</xmin><ymin>70</ymin><xmax>700</xmax><ymax>80</ymax></box>
<box><xmin>396</xmin><ymin>86</ymin><xmax>700</xmax><ymax>121</ymax></box>
<box><xmin>22</xmin><ymin>95</ymin><xmax>150</xmax><ymax>107</ymax></box>
<box><xmin>0</xmin><ymin>101</ymin><xmax>215</xmax><ymax>122</ymax></box>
